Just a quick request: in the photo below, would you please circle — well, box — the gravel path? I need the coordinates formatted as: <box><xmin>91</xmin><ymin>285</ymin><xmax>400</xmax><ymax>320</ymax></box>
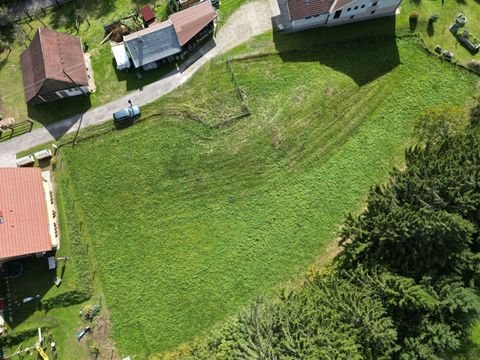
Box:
<box><xmin>0</xmin><ymin>0</ymin><xmax>279</xmax><ymax>167</ymax></box>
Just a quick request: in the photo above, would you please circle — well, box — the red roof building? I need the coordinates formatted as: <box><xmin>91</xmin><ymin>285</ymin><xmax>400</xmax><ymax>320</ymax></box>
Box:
<box><xmin>20</xmin><ymin>28</ymin><xmax>90</xmax><ymax>105</ymax></box>
<box><xmin>170</xmin><ymin>1</ymin><xmax>217</xmax><ymax>46</ymax></box>
<box><xmin>140</xmin><ymin>5</ymin><xmax>156</xmax><ymax>26</ymax></box>
<box><xmin>0</xmin><ymin>168</ymin><xmax>55</xmax><ymax>261</ymax></box>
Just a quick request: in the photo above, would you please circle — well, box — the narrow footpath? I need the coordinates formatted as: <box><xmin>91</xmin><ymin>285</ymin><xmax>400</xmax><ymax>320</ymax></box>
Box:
<box><xmin>0</xmin><ymin>0</ymin><xmax>280</xmax><ymax>167</ymax></box>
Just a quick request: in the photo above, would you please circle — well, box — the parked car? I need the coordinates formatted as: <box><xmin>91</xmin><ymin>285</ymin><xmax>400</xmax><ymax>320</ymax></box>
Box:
<box><xmin>113</xmin><ymin>106</ymin><xmax>141</xmax><ymax>126</ymax></box>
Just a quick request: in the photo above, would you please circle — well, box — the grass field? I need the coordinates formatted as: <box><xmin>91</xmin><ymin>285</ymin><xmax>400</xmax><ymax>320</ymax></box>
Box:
<box><xmin>53</xmin><ymin>30</ymin><xmax>479</xmax><ymax>357</ymax></box>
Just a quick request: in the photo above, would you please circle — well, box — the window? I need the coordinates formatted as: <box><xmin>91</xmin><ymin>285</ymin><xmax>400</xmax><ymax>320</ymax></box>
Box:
<box><xmin>361</xmin><ymin>4</ymin><xmax>365</xmax><ymax>8</ymax></box>
<box><xmin>371</xmin><ymin>1</ymin><xmax>377</xmax><ymax>6</ymax></box>
<box><xmin>347</xmin><ymin>7</ymin><xmax>351</xmax><ymax>11</ymax></box>
<box><xmin>371</xmin><ymin>10</ymin><xmax>375</xmax><ymax>14</ymax></box>
<box><xmin>333</xmin><ymin>9</ymin><xmax>342</xmax><ymax>18</ymax></box>
<box><xmin>354</xmin><ymin>6</ymin><xmax>358</xmax><ymax>9</ymax></box>
<box><xmin>350</xmin><ymin>15</ymin><xmax>354</xmax><ymax>19</ymax></box>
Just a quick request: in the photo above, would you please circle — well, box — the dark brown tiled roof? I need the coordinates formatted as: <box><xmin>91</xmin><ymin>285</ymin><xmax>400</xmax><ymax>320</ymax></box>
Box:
<box><xmin>170</xmin><ymin>1</ymin><xmax>217</xmax><ymax>46</ymax></box>
<box><xmin>0</xmin><ymin>168</ymin><xmax>52</xmax><ymax>260</ymax></box>
<box><xmin>330</xmin><ymin>0</ymin><xmax>356</xmax><ymax>11</ymax></box>
<box><xmin>20</xmin><ymin>28</ymin><xmax>88</xmax><ymax>103</ymax></box>
<box><xmin>287</xmin><ymin>0</ymin><xmax>335</xmax><ymax>21</ymax></box>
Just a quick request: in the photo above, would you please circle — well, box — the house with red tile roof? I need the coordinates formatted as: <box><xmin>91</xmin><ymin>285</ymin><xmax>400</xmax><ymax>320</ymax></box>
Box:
<box><xmin>286</xmin><ymin>0</ymin><xmax>401</xmax><ymax>30</ymax></box>
<box><xmin>0</xmin><ymin>168</ymin><xmax>59</xmax><ymax>263</ymax></box>
<box><xmin>20</xmin><ymin>28</ymin><xmax>90</xmax><ymax>105</ymax></box>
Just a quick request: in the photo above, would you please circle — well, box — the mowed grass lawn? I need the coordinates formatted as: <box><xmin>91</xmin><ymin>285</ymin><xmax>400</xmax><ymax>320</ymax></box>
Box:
<box><xmin>58</xmin><ymin>35</ymin><xmax>478</xmax><ymax>357</ymax></box>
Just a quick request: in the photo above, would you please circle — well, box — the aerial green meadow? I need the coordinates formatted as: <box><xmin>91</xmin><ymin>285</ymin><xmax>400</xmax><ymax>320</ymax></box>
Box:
<box><xmin>57</xmin><ymin>34</ymin><xmax>478</xmax><ymax>357</ymax></box>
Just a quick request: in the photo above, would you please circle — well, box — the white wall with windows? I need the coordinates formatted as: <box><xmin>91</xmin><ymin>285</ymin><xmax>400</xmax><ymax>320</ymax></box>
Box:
<box><xmin>327</xmin><ymin>0</ymin><xmax>401</xmax><ymax>25</ymax></box>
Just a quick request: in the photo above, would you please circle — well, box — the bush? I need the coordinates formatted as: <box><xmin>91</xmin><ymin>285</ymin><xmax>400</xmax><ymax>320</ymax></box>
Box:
<box><xmin>429</xmin><ymin>13</ymin><xmax>440</xmax><ymax>23</ymax></box>
<box><xmin>0</xmin><ymin>328</ymin><xmax>39</xmax><ymax>347</ymax></box>
<box><xmin>409</xmin><ymin>12</ymin><xmax>419</xmax><ymax>22</ymax></box>
<box><xmin>412</xmin><ymin>105</ymin><xmax>469</xmax><ymax>144</ymax></box>
<box><xmin>470</xmin><ymin>102</ymin><xmax>480</xmax><ymax>126</ymax></box>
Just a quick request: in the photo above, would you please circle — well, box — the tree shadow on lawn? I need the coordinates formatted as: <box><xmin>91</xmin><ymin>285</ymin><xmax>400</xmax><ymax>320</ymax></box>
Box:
<box><xmin>427</xmin><ymin>21</ymin><xmax>435</xmax><ymax>37</ymax></box>
<box><xmin>72</xmin><ymin>0</ymin><xmax>117</xmax><ymax>20</ymax></box>
<box><xmin>273</xmin><ymin>17</ymin><xmax>400</xmax><ymax>86</ymax></box>
<box><xmin>3</xmin><ymin>257</ymin><xmax>56</xmax><ymax>329</ymax></box>
<box><xmin>28</xmin><ymin>95</ymin><xmax>91</xmax><ymax>139</ymax></box>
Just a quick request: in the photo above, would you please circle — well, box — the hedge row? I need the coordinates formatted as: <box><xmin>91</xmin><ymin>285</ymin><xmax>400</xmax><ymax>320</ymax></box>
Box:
<box><xmin>0</xmin><ymin>328</ymin><xmax>39</xmax><ymax>347</ymax></box>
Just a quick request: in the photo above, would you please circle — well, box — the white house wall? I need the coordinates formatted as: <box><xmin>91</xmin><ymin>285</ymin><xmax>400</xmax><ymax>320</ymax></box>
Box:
<box><xmin>291</xmin><ymin>13</ymin><xmax>329</xmax><ymax>30</ymax></box>
<box><xmin>327</xmin><ymin>0</ymin><xmax>401</xmax><ymax>25</ymax></box>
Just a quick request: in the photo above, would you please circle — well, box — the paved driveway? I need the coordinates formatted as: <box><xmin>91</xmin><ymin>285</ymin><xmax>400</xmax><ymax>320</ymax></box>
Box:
<box><xmin>0</xmin><ymin>0</ymin><xmax>280</xmax><ymax>167</ymax></box>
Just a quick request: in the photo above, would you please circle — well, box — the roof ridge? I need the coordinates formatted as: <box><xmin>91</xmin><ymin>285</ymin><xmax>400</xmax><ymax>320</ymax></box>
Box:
<box><xmin>37</xmin><ymin>28</ymin><xmax>48</xmax><ymax>81</ymax></box>
<box><xmin>329</xmin><ymin>0</ymin><xmax>338</xmax><ymax>12</ymax></box>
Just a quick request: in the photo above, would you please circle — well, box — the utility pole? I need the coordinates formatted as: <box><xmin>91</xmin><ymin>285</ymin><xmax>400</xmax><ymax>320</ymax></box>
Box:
<box><xmin>61</xmin><ymin>68</ymin><xmax>88</xmax><ymax>96</ymax></box>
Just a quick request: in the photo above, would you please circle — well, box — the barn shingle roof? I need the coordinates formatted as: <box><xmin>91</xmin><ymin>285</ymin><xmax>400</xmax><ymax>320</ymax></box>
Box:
<box><xmin>20</xmin><ymin>28</ymin><xmax>88</xmax><ymax>103</ymax></box>
<box><xmin>170</xmin><ymin>1</ymin><xmax>217</xmax><ymax>46</ymax></box>
<box><xmin>287</xmin><ymin>0</ymin><xmax>335</xmax><ymax>20</ymax></box>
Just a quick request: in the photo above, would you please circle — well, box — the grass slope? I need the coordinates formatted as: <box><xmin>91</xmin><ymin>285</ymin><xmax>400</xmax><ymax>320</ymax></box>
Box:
<box><xmin>57</xmin><ymin>34</ymin><xmax>478</xmax><ymax>357</ymax></box>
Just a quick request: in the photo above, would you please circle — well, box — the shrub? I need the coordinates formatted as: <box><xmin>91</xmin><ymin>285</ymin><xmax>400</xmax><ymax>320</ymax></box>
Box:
<box><xmin>412</xmin><ymin>105</ymin><xmax>469</xmax><ymax>144</ymax></box>
<box><xmin>470</xmin><ymin>102</ymin><xmax>480</xmax><ymax>126</ymax></box>
<box><xmin>409</xmin><ymin>12</ymin><xmax>419</xmax><ymax>22</ymax></box>
<box><xmin>0</xmin><ymin>328</ymin><xmax>39</xmax><ymax>347</ymax></box>
<box><xmin>429</xmin><ymin>13</ymin><xmax>440</xmax><ymax>23</ymax></box>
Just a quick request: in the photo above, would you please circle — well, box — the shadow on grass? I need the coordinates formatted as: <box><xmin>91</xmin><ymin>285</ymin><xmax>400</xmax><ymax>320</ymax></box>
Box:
<box><xmin>113</xmin><ymin>59</ymin><xmax>177</xmax><ymax>92</ymax></box>
<box><xmin>427</xmin><ymin>21</ymin><xmax>435</xmax><ymax>37</ymax></box>
<box><xmin>72</xmin><ymin>0</ymin><xmax>118</xmax><ymax>20</ymax></box>
<box><xmin>28</xmin><ymin>95</ymin><xmax>91</xmax><ymax>139</ymax></box>
<box><xmin>273</xmin><ymin>17</ymin><xmax>400</xmax><ymax>86</ymax></box>
<box><xmin>3</xmin><ymin>257</ymin><xmax>55</xmax><ymax>329</ymax></box>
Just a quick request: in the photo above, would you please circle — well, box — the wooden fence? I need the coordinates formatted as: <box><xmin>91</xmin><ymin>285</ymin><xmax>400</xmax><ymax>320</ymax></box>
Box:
<box><xmin>11</xmin><ymin>0</ymin><xmax>73</xmax><ymax>24</ymax></box>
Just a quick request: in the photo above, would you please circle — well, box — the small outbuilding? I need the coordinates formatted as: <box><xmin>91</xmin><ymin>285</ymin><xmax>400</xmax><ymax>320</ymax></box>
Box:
<box><xmin>140</xmin><ymin>5</ymin><xmax>157</xmax><ymax>26</ymax></box>
<box><xmin>111</xmin><ymin>43</ymin><xmax>132</xmax><ymax>70</ymax></box>
<box><xmin>20</xmin><ymin>28</ymin><xmax>90</xmax><ymax>105</ymax></box>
